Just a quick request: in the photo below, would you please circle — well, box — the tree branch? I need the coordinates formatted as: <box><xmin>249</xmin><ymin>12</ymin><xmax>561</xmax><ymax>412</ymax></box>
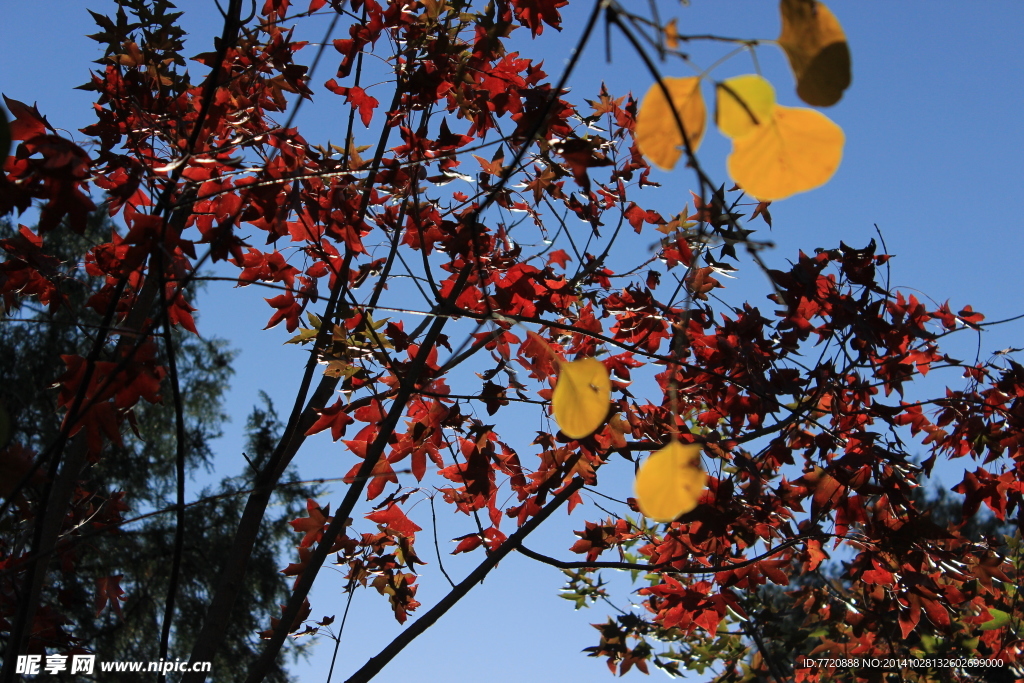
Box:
<box><xmin>516</xmin><ymin>535</ymin><xmax>815</xmax><ymax>574</ymax></box>
<box><xmin>344</xmin><ymin>478</ymin><xmax>586</xmax><ymax>683</ymax></box>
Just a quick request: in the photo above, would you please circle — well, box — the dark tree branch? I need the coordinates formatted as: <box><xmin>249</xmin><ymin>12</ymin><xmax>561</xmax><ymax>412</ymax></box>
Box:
<box><xmin>156</xmin><ymin>250</ymin><xmax>190</xmax><ymax>682</ymax></box>
<box><xmin>239</xmin><ymin>3</ymin><xmax>609</xmax><ymax>679</ymax></box>
<box><xmin>343</xmin><ymin>477</ymin><xmax>586</xmax><ymax>683</ymax></box>
<box><xmin>242</xmin><ymin>278</ymin><xmax>467</xmax><ymax>683</ymax></box>
<box><xmin>185</xmin><ymin>43</ymin><xmax>405</xmax><ymax>681</ymax></box>
<box><xmin>516</xmin><ymin>535</ymin><xmax>814</xmax><ymax>575</ymax></box>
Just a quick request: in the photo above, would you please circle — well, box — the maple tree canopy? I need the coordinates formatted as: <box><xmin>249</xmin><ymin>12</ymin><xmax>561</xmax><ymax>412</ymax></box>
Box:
<box><xmin>2</xmin><ymin>1</ymin><xmax>1022</xmax><ymax>681</ymax></box>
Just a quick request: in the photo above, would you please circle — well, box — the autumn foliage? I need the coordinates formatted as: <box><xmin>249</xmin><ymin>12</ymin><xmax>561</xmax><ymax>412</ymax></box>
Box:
<box><xmin>1</xmin><ymin>1</ymin><xmax>1023</xmax><ymax>682</ymax></box>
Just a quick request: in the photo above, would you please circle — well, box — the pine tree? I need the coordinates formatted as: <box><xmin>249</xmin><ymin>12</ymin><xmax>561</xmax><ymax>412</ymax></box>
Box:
<box><xmin>0</xmin><ymin>212</ymin><xmax>316</xmax><ymax>681</ymax></box>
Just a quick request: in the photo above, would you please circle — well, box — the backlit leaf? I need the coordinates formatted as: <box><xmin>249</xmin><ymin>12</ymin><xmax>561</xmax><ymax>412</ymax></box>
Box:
<box><xmin>716</xmin><ymin>75</ymin><xmax>776</xmax><ymax>140</ymax></box>
<box><xmin>778</xmin><ymin>0</ymin><xmax>851</xmax><ymax>106</ymax></box>
<box><xmin>634</xmin><ymin>441</ymin><xmax>706</xmax><ymax>522</ymax></box>
<box><xmin>2</xmin><ymin>95</ymin><xmax>50</xmax><ymax>141</ymax></box>
<box><xmin>552</xmin><ymin>358</ymin><xmax>611</xmax><ymax>439</ymax></box>
<box><xmin>727</xmin><ymin>104</ymin><xmax>844</xmax><ymax>200</ymax></box>
<box><xmin>94</xmin><ymin>575</ymin><xmax>126</xmax><ymax>618</ymax></box>
<box><xmin>635</xmin><ymin>76</ymin><xmax>706</xmax><ymax>171</ymax></box>
<box><xmin>980</xmin><ymin>607</ymin><xmax>1011</xmax><ymax>631</ymax></box>
<box><xmin>664</xmin><ymin>18</ymin><xmax>679</xmax><ymax>50</ymax></box>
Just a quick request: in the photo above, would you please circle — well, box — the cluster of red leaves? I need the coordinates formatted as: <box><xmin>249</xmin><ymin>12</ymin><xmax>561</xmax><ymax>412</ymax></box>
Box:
<box><xmin>567</xmin><ymin>242</ymin><xmax>1024</xmax><ymax>678</ymax></box>
<box><xmin>278</xmin><ymin>497</ymin><xmax>424</xmax><ymax>626</ymax></box>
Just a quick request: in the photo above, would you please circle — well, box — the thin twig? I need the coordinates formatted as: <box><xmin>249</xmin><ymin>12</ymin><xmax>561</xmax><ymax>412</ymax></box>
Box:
<box><xmin>156</xmin><ymin>278</ymin><xmax>189</xmax><ymax>681</ymax></box>
<box><xmin>429</xmin><ymin>495</ymin><xmax>456</xmax><ymax>589</ymax></box>
<box><xmin>343</xmin><ymin>478</ymin><xmax>586</xmax><ymax>683</ymax></box>
<box><xmin>516</xmin><ymin>535</ymin><xmax>815</xmax><ymax>575</ymax></box>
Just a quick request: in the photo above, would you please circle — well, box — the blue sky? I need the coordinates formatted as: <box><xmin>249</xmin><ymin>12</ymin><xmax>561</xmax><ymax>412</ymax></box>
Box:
<box><xmin>4</xmin><ymin>1</ymin><xmax>1024</xmax><ymax>681</ymax></box>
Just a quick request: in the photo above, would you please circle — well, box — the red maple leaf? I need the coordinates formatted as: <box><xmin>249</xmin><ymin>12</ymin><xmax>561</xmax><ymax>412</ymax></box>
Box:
<box><xmin>289</xmin><ymin>498</ymin><xmax>332</xmax><ymax>547</ymax></box>
<box><xmin>547</xmin><ymin>249</ymin><xmax>571</xmax><ymax>268</ymax></box>
<box><xmin>325</xmin><ymin>81</ymin><xmax>379</xmax><ymax>127</ymax></box>
<box><xmin>473</xmin><ymin>146</ymin><xmax>505</xmax><ymax>176</ymax></box>
<box><xmin>258</xmin><ymin>598</ymin><xmax>312</xmax><ymax>639</ymax></box>
<box><xmin>553</xmin><ymin>138</ymin><xmax>614</xmax><ymax>193</ymax></box>
<box><xmin>306</xmin><ymin>399</ymin><xmax>355</xmax><ymax>441</ymax></box>
<box><xmin>512</xmin><ymin>0</ymin><xmax>569</xmax><ymax>36</ymax></box>
<box><xmin>623</xmin><ymin>202</ymin><xmax>662</xmax><ymax>233</ymax></box>
<box><xmin>95</xmin><ymin>575</ymin><xmax>126</xmax><ymax>618</ymax></box>
<box><xmin>2</xmin><ymin>95</ymin><xmax>52</xmax><ymax>141</ymax></box>
<box><xmin>957</xmin><ymin>304</ymin><xmax>985</xmax><ymax>327</ymax></box>
<box><xmin>452</xmin><ymin>533</ymin><xmax>483</xmax><ymax>554</ymax></box>
<box><xmin>365</xmin><ymin>503</ymin><xmax>422</xmax><ymax>536</ymax></box>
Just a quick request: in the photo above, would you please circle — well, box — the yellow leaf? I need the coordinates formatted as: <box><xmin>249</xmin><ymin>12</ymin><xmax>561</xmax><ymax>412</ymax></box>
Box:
<box><xmin>778</xmin><ymin>0</ymin><xmax>851</xmax><ymax>106</ymax></box>
<box><xmin>634</xmin><ymin>441</ymin><xmax>706</xmax><ymax>522</ymax></box>
<box><xmin>635</xmin><ymin>76</ymin><xmax>706</xmax><ymax>171</ymax></box>
<box><xmin>716</xmin><ymin>75</ymin><xmax>776</xmax><ymax>140</ymax></box>
<box><xmin>727</xmin><ymin>104</ymin><xmax>844</xmax><ymax>200</ymax></box>
<box><xmin>664</xmin><ymin>18</ymin><xmax>679</xmax><ymax>50</ymax></box>
<box><xmin>552</xmin><ymin>358</ymin><xmax>611</xmax><ymax>439</ymax></box>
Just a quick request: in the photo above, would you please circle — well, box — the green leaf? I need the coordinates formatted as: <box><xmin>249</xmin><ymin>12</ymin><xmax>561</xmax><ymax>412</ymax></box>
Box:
<box><xmin>285</xmin><ymin>328</ymin><xmax>319</xmax><ymax>345</ymax></box>
<box><xmin>980</xmin><ymin>608</ymin><xmax>1011</xmax><ymax>631</ymax></box>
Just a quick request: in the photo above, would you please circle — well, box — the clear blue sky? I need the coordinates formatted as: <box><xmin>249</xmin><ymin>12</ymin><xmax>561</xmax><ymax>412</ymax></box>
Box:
<box><xmin>4</xmin><ymin>1</ymin><xmax>1024</xmax><ymax>681</ymax></box>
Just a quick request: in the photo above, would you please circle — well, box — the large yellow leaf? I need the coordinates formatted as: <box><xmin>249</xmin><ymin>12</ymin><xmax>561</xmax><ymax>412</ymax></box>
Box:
<box><xmin>727</xmin><ymin>104</ymin><xmax>843</xmax><ymax>201</ymax></box>
<box><xmin>778</xmin><ymin>0</ymin><xmax>851</xmax><ymax>107</ymax></box>
<box><xmin>634</xmin><ymin>441</ymin><xmax>706</xmax><ymax>522</ymax></box>
<box><xmin>552</xmin><ymin>358</ymin><xmax>611</xmax><ymax>439</ymax></box>
<box><xmin>716</xmin><ymin>75</ymin><xmax>777</xmax><ymax>140</ymax></box>
<box><xmin>635</xmin><ymin>76</ymin><xmax>706</xmax><ymax>171</ymax></box>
